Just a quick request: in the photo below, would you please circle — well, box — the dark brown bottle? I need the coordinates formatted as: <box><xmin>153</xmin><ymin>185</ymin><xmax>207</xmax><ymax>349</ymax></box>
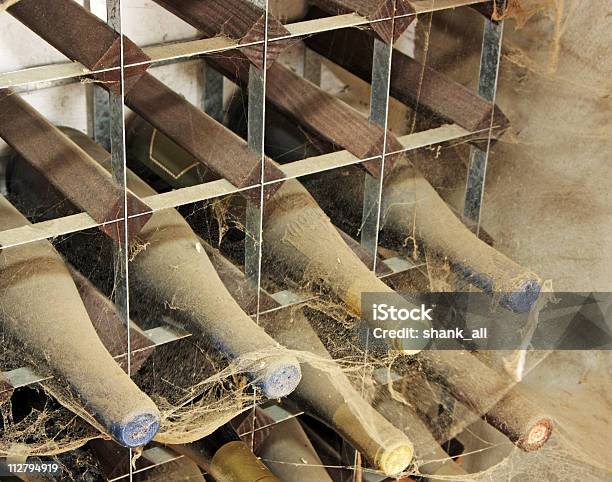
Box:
<box><xmin>172</xmin><ymin>422</ymin><xmax>281</xmax><ymax>482</ymax></box>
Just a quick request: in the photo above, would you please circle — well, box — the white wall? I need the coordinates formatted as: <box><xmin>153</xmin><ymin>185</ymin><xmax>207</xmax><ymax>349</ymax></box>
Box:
<box><xmin>0</xmin><ymin>1</ymin><xmax>203</xmax><ymax>190</ymax></box>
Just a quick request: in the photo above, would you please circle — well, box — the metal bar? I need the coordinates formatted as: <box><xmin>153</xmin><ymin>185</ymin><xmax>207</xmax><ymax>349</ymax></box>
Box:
<box><xmin>463</xmin><ymin>5</ymin><xmax>505</xmax><ymax>228</ymax></box>
<box><xmin>103</xmin><ymin>0</ymin><xmax>133</xmax><ymax>472</ymax></box>
<box><xmin>236</xmin><ymin>403</ymin><xmax>305</xmax><ymax>437</ymax></box>
<box><xmin>84</xmin><ymin>1</ymin><xmax>111</xmax><ymax>151</ymax></box>
<box><xmin>0</xmin><ymin>1</ymin><xmax>492</xmax><ymax>92</ymax></box>
<box><xmin>93</xmin><ymin>85</ymin><xmax>111</xmax><ymax>150</ymax></box>
<box><xmin>380</xmin><ymin>255</ymin><xmax>424</xmax><ymax>276</ymax></box>
<box><xmin>202</xmin><ymin>62</ymin><xmax>224</xmax><ymax>122</ymax></box>
<box><xmin>247</xmin><ymin>65</ymin><xmax>266</xmax><ymax>155</ymax></box>
<box><xmin>142</xmin><ymin>325</ymin><xmax>192</xmax><ymax>346</ymax></box>
<box><xmin>360</xmin><ymin>37</ymin><xmax>392</xmax><ymax>265</ymax></box>
<box><xmin>0</xmin><ymin>124</ymin><xmax>476</xmax><ymax>249</ymax></box>
<box><xmin>408</xmin><ymin>0</ymin><xmax>490</xmax><ymax>15</ymax></box>
<box><xmin>244</xmin><ymin>64</ymin><xmax>265</xmax><ymax>282</ymax></box>
<box><xmin>269</xmin><ymin>289</ymin><xmax>309</xmax><ymax>307</ymax></box>
<box><xmin>357</xmin><ymin>17</ymin><xmax>396</xmax><ymax>476</ymax></box>
<box><xmin>107</xmin><ymin>447</ymin><xmax>185</xmax><ymax>482</ymax></box>
<box><xmin>2</xmin><ymin>367</ymin><xmax>51</xmax><ymax>390</ymax></box>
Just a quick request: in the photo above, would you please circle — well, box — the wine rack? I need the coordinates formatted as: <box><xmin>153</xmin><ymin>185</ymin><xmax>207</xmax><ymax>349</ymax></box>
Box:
<box><xmin>0</xmin><ymin>1</ymin><xmax>531</xmax><ymax>480</ymax></box>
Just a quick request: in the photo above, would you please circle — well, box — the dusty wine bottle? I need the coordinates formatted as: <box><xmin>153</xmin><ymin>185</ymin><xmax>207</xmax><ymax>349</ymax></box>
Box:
<box><xmin>13</xmin><ymin>127</ymin><xmax>302</xmax><ymax>399</ymax></box>
<box><xmin>417</xmin><ymin>350</ymin><xmax>553</xmax><ymax>452</ymax></box>
<box><xmin>224</xmin><ymin>90</ymin><xmax>541</xmax><ymax>314</ymax></box>
<box><xmin>126</xmin><ymin>119</ymin><xmax>430</xmax><ymax>354</ymax></box>
<box><xmin>160</xmin><ymin>215</ymin><xmax>414</xmax><ymax>475</ymax></box>
<box><xmin>375</xmin><ymin>397</ymin><xmax>469</xmax><ymax>480</ymax></box>
<box><xmin>171</xmin><ymin>422</ymin><xmax>281</xmax><ymax>482</ymax></box>
<box><xmin>308</xmin><ymin>159</ymin><xmax>541</xmax><ymax>312</ymax></box>
<box><xmin>261</xmin><ymin>309</ymin><xmax>415</xmax><ymax>476</ymax></box>
<box><xmin>0</xmin><ymin>195</ymin><xmax>160</xmax><ymax>447</ymax></box>
<box><xmin>378</xmin><ymin>161</ymin><xmax>541</xmax><ymax>313</ymax></box>
<box><xmin>151</xmin><ymin>227</ymin><xmax>415</xmax><ymax>476</ymax></box>
<box><xmin>256</xmin><ymin>415</ymin><xmax>334</xmax><ymax>482</ymax></box>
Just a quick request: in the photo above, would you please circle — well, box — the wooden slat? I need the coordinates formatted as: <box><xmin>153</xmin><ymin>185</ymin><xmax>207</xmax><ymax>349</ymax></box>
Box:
<box><xmin>207</xmin><ymin>49</ymin><xmax>404</xmax><ymax>178</ymax></box>
<box><xmin>153</xmin><ymin>0</ymin><xmax>290</xmax><ymax>69</ymax></box>
<box><xmin>305</xmin><ymin>27</ymin><xmax>509</xmax><ymax>133</ymax></box>
<box><xmin>0</xmin><ymin>124</ymin><xmax>474</xmax><ymax>249</ymax></box>
<box><xmin>467</xmin><ymin>0</ymin><xmax>502</xmax><ymax>20</ymax></box>
<box><xmin>125</xmin><ymin>73</ymin><xmax>284</xmax><ymax>202</ymax></box>
<box><xmin>0</xmin><ymin>91</ymin><xmax>153</xmax><ymax>244</ymax></box>
<box><xmin>8</xmin><ymin>0</ymin><xmax>150</xmax><ymax>94</ymax></box>
<box><xmin>309</xmin><ymin>0</ymin><xmax>415</xmax><ymax>44</ymax></box>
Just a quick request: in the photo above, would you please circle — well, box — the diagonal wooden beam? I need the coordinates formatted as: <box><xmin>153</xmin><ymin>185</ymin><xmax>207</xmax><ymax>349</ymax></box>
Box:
<box><xmin>8</xmin><ymin>0</ymin><xmax>150</xmax><ymax>95</ymax></box>
<box><xmin>153</xmin><ymin>0</ymin><xmax>292</xmax><ymax>69</ymax></box>
<box><xmin>470</xmin><ymin>0</ymin><xmax>505</xmax><ymax>20</ymax></box>
<box><xmin>207</xmin><ymin>50</ymin><xmax>405</xmax><ymax>178</ymax></box>
<box><xmin>125</xmin><ymin>73</ymin><xmax>284</xmax><ymax>203</ymax></box>
<box><xmin>0</xmin><ymin>90</ymin><xmax>152</xmax><ymax>243</ymax></box>
<box><xmin>304</xmin><ymin>26</ymin><xmax>509</xmax><ymax>133</ymax></box>
<box><xmin>8</xmin><ymin>0</ymin><xmax>285</xmax><ymax>202</ymax></box>
<box><xmin>309</xmin><ymin>0</ymin><xmax>416</xmax><ymax>44</ymax></box>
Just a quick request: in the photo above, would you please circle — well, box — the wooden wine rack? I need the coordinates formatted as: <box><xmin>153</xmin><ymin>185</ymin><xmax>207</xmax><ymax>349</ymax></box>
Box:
<box><xmin>0</xmin><ymin>0</ymin><xmax>507</xmax><ymax>479</ymax></box>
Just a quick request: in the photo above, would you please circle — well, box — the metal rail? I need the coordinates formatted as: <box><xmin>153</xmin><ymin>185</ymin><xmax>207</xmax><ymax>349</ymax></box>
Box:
<box><xmin>463</xmin><ymin>1</ymin><xmax>506</xmax><ymax>230</ymax></box>
<box><xmin>0</xmin><ymin>1</ymin><xmax>492</xmax><ymax>92</ymax></box>
<box><xmin>0</xmin><ymin>123</ymin><xmax>478</xmax><ymax>249</ymax></box>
